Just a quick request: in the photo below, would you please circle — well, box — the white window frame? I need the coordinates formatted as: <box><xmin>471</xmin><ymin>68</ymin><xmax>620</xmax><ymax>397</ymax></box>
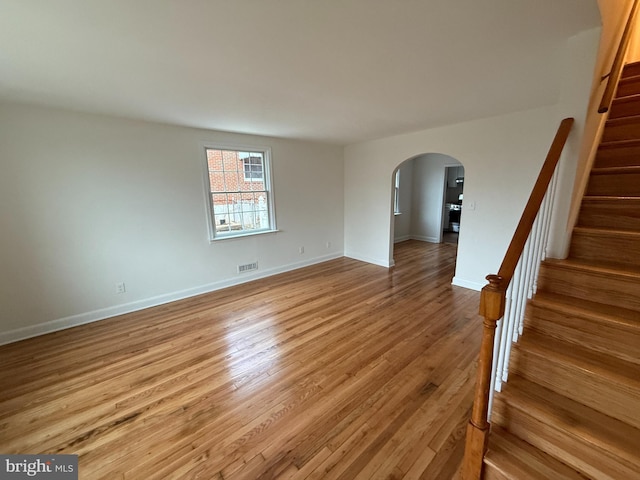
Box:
<box><xmin>202</xmin><ymin>144</ymin><xmax>277</xmax><ymax>241</ymax></box>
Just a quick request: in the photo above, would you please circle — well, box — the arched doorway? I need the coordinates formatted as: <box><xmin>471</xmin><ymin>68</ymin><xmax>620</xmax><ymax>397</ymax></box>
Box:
<box><xmin>390</xmin><ymin>153</ymin><xmax>465</xmax><ymax>264</ymax></box>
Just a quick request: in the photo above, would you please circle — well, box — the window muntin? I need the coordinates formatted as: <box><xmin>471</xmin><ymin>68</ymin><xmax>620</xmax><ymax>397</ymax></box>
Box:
<box><xmin>204</xmin><ymin>147</ymin><xmax>275</xmax><ymax>239</ymax></box>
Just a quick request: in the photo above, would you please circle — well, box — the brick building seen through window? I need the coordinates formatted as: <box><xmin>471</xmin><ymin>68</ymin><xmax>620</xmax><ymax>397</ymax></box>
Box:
<box><xmin>205</xmin><ymin>148</ymin><xmax>273</xmax><ymax>238</ymax></box>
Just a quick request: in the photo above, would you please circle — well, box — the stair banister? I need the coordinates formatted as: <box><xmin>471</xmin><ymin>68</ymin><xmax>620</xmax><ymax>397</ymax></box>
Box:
<box><xmin>599</xmin><ymin>0</ymin><xmax>639</xmax><ymax>114</ymax></box>
<box><xmin>461</xmin><ymin>117</ymin><xmax>574</xmax><ymax>480</ymax></box>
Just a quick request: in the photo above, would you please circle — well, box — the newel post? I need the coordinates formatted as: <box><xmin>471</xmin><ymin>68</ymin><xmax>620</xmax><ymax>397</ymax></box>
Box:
<box><xmin>461</xmin><ymin>274</ymin><xmax>506</xmax><ymax>480</ymax></box>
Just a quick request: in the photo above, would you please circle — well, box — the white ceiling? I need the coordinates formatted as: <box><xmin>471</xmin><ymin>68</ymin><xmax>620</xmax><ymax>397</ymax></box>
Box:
<box><xmin>0</xmin><ymin>1</ymin><xmax>601</xmax><ymax>145</ymax></box>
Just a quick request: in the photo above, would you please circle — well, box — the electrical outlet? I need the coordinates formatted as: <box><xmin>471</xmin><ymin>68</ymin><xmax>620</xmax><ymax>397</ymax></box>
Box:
<box><xmin>326</xmin><ymin>241</ymin><xmax>331</xmax><ymax>249</ymax></box>
<box><xmin>115</xmin><ymin>282</ymin><xmax>126</xmax><ymax>294</ymax></box>
<box><xmin>299</xmin><ymin>246</ymin><xmax>304</xmax><ymax>254</ymax></box>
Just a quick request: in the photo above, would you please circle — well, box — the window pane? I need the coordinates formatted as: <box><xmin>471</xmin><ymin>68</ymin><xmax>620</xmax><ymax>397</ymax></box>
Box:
<box><xmin>222</xmin><ymin>150</ymin><xmax>237</xmax><ymax>171</ymax></box>
<box><xmin>243</xmin><ymin>155</ymin><xmax>264</xmax><ymax>181</ymax></box>
<box><xmin>210</xmin><ymin>172</ymin><xmax>226</xmax><ymax>193</ymax></box>
<box><xmin>211</xmin><ymin>193</ymin><xmax>226</xmax><ymax>203</ymax></box>
<box><xmin>214</xmin><ymin>214</ymin><xmax>230</xmax><ymax>232</ymax></box>
<box><xmin>259</xmin><ymin>194</ymin><xmax>268</xmax><ymax>212</ymax></box>
<box><xmin>248</xmin><ymin>180</ymin><xmax>262</xmax><ymax>191</ymax></box>
<box><xmin>207</xmin><ymin>149</ymin><xmax>224</xmax><ymax>171</ymax></box>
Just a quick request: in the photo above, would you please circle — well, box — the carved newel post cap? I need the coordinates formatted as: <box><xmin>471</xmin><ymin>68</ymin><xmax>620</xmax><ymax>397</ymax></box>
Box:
<box><xmin>485</xmin><ymin>274</ymin><xmax>503</xmax><ymax>290</ymax></box>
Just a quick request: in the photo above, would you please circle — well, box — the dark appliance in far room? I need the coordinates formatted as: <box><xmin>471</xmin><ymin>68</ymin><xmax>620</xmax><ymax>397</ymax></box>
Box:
<box><xmin>443</xmin><ymin>165</ymin><xmax>464</xmax><ymax>243</ymax></box>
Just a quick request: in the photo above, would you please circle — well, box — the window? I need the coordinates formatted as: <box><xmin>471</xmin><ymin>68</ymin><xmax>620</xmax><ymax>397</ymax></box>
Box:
<box><xmin>393</xmin><ymin>169</ymin><xmax>401</xmax><ymax>215</ymax></box>
<box><xmin>242</xmin><ymin>154</ymin><xmax>264</xmax><ymax>181</ymax></box>
<box><xmin>203</xmin><ymin>146</ymin><xmax>276</xmax><ymax>240</ymax></box>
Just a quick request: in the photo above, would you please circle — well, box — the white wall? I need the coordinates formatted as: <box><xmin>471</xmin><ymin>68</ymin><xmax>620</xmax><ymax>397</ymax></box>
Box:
<box><xmin>345</xmin><ymin>105</ymin><xmax>563</xmax><ymax>287</ymax></box>
<box><xmin>344</xmin><ymin>30</ymin><xmax>598</xmax><ymax>289</ymax></box>
<box><xmin>0</xmin><ymin>103</ymin><xmax>344</xmax><ymax>344</ymax></box>
<box><xmin>410</xmin><ymin>154</ymin><xmax>462</xmax><ymax>243</ymax></box>
<box><xmin>564</xmin><ymin>16</ymin><xmax>626</xmax><ymax>247</ymax></box>
<box><xmin>547</xmin><ymin>27</ymin><xmax>602</xmax><ymax>258</ymax></box>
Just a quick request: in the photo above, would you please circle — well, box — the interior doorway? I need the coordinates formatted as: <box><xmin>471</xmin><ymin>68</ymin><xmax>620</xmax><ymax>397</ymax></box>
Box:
<box><xmin>442</xmin><ymin>165</ymin><xmax>465</xmax><ymax>244</ymax></box>
<box><xmin>390</xmin><ymin>154</ymin><xmax>465</xmax><ymax>267</ymax></box>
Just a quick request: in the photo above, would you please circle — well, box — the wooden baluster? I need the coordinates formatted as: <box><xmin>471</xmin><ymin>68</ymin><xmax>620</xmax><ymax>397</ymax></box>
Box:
<box><xmin>462</xmin><ymin>274</ymin><xmax>506</xmax><ymax>480</ymax></box>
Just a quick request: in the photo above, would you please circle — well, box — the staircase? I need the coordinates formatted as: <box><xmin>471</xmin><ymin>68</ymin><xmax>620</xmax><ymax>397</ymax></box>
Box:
<box><xmin>482</xmin><ymin>62</ymin><xmax>640</xmax><ymax>479</ymax></box>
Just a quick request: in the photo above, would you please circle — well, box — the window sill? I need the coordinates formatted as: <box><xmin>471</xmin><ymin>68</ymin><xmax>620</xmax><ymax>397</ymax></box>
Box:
<box><xmin>211</xmin><ymin>229</ymin><xmax>280</xmax><ymax>242</ymax></box>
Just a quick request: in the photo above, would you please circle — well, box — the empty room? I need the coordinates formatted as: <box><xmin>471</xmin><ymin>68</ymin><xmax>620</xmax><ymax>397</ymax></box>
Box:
<box><xmin>2</xmin><ymin>1</ymin><xmax>639</xmax><ymax>479</ymax></box>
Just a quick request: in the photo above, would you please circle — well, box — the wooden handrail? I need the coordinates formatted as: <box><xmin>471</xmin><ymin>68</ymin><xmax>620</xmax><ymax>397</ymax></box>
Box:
<box><xmin>461</xmin><ymin>117</ymin><xmax>574</xmax><ymax>480</ymax></box>
<box><xmin>599</xmin><ymin>0</ymin><xmax>639</xmax><ymax>114</ymax></box>
<box><xmin>496</xmin><ymin>117</ymin><xmax>574</xmax><ymax>286</ymax></box>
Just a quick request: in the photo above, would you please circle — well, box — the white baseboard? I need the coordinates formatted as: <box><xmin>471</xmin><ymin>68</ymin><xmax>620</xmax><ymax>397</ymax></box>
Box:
<box><xmin>0</xmin><ymin>253</ymin><xmax>344</xmax><ymax>346</ymax></box>
<box><xmin>393</xmin><ymin>235</ymin><xmax>411</xmax><ymax>243</ymax></box>
<box><xmin>344</xmin><ymin>251</ymin><xmax>392</xmax><ymax>268</ymax></box>
<box><xmin>451</xmin><ymin>276</ymin><xmax>485</xmax><ymax>291</ymax></box>
<box><xmin>410</xmin><ymin>235</ymin><xmax>440</xmax><ymax>243</ymax></box>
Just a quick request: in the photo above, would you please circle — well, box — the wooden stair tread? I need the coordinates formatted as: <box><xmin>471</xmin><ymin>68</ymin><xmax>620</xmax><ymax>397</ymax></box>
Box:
<box><xmin>516</xmin><ymin>330</ymin><xmax>640</xmax><ymax>389</ymax></box>
<box><xmin>612</xmin><ymin>92</ymin><xmax>640</xmax><ymax>104</ymax></box>
<box><xmin>581</xmin><ymin>195</ymin><xmax>640</xmax><ymax>202</ymax></box>
<box><xmin>618</xmin><ymin>73</ymin><xmax>640</xmax><ymax>84</ymax></box>
<box><xmin>485</xmin><ymin>426</ymin><xmax>588</xmax><ymax>480</ymax></box>
<box><xmin>497</xmin><ymin>375</ymin><xmax>640</xmax><ymax>468</ymax></box>
<box><xmin>572</xmin><ymin>226</ymin><xmax>640</xmax><ymax>238</ymax></box>
<box><xmin>590</xmin><ymin>165</ymin><xmax>640</xmax><ymax>175</ymax></box>
<box><xmin>530</xmin><ymin>291</ymin><xmax>640</xmax><ymax>328</ymax></box>
<box><xmin>598</xmin><ymin>137</ymin><xmax>640</xmax><ymax>150</ymax></box>
<box><xmin>605</xmin><ymin>113</ymin><xmax>640</xmax><ymax>126</ymax></box>
<box><xmin>543</xmin><ymin>257</ymin><xmax>640</xmax><ymax>277</ymax></box>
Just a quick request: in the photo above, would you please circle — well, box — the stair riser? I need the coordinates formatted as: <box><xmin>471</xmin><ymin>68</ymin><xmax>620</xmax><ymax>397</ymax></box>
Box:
<box><xmin>525</xmin><ymin>305</ymin><xmax>640</xmax><ymax>365</ymax></box>
<box><xmin>537</xmin><ymin>263</ymin><xmax>640</xmax><ymax>312</ymax></box>
<box><xmin>609</xmin><ymin>97</ymin><xmax>640</xmax><ymax>119</ymax></box>
<box><xmin>595</xmin><ymin>145</ymin><xmax>640</xmax><ymax>168</ymax></box>
<box><xmin>623</xmin><ymin>63</ymin><xmax>640</xmax><ymax>78</ymax></box>
<box><xmin>578</xmin><ymin>202</ymin><xmax>640</xmax><ymax>230</ymax></box>
<box><xmin>570</xmin><ymin>231</ymin><xmax>640</xmax><ymax>269</ymax></box>
<box><xmin>491</xmin><ymin>400</ymin><xmax>639</xmax><ymax>480</ymax></box>
<box><xmin>586</xmin><ymin>172</ymin><xmax>640</xmax><ymax>196</ymax></box>
<box><xmin>616</xmin><ymin>77</ymin><xmax>640</xmax><ymax>98</ymax></box>
<box><xmin>602</xmin><ymin>119</ymin><xmax>640</xmax><ymax>142</ymax></box>
<box><xmin>509</xmin><ymin>347</ymin><xmax>640</xmax><ymax>430</ymax></box>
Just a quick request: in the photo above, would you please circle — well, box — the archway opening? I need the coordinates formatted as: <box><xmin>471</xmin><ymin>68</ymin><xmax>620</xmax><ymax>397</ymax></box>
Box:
<box><xmin>390</xmin><ymin>153</ymin><xmax>465</xmax><ymax>266</ymax></box>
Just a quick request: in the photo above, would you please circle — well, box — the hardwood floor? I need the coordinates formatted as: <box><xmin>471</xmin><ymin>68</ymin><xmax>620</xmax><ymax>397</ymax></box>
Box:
<box><xmin>0</xmin><ymin>240</ymin><xmax>481</xmax><ymax>479</ymax></box>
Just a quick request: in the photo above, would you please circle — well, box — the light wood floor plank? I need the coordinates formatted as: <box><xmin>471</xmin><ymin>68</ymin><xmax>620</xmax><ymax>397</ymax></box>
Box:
<box><xmin>0</xmin><ymin>240</ymin><xmax>481</xmax><ymax>479</ymax></box>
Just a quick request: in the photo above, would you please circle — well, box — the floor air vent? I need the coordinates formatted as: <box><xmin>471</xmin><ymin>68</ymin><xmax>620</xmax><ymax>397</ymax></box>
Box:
<box><xmin>237</xmin><ymin>262</ymin><xmax>258</xmax><ymax>273</ymax></box>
